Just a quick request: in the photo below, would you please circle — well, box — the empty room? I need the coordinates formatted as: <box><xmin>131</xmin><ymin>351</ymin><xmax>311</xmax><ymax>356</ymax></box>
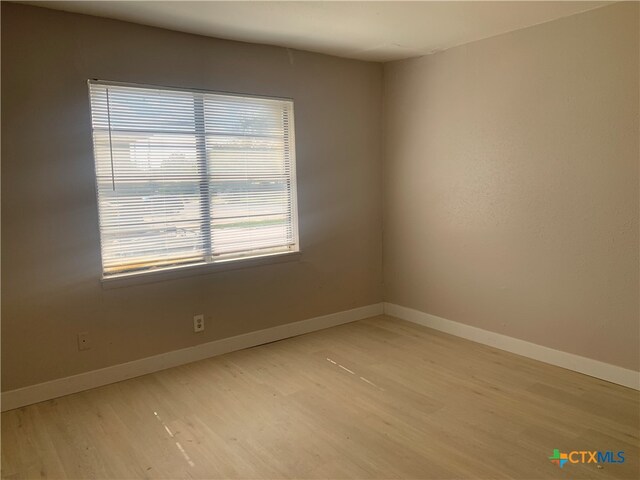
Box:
<box><xmin>1</xmin><ymin>1</ymin><xmax>638</xmax><ymax>479</ymax></box>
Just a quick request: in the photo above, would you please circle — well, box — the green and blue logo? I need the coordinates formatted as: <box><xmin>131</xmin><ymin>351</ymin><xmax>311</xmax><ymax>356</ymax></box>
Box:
<box><xmin>549</xmin><ymin>449</ymin><xmax>624</xmax><ymax>468</ymax></box>
<box><xmin>549</xmin><ymin>449</ymin><xmax>568</xmax><ymax>468</ymax></box>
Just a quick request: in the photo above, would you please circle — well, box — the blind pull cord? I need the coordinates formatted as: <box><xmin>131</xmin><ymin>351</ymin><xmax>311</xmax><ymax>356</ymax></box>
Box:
<box><xmin>105</xmin><ymin>88</ymin><xmax>116</xmax><ymax>191</ymax></box>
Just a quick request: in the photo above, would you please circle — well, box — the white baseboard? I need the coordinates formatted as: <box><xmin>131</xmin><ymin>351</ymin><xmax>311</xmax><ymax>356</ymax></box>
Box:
<box><xmin>1</xmin><ymin>303</ymin><xmax>384</xmax><ymax>412</ymax></box>
<box><xmin>384</xmin><ymin>303</ymin><xmax>639</xmax><ymax>390</ymax></box>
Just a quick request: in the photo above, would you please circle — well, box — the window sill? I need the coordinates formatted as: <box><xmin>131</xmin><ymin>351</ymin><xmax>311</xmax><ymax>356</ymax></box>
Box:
<box><xmin>100</xmin><ymin>250</ymin><xmax>301</xmax><ymax>289</ymax></box>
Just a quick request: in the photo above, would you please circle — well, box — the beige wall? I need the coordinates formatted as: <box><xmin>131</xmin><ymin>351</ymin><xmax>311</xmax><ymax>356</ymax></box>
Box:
<box><xmin>1</xmin><ymin>3</ymin><xmax>383</xmax><ymax>391</ymax></box>
<box><xmin>383</xmin><ymin>2</ymin><xmax>639</xmax><ymax>371</ymax></box>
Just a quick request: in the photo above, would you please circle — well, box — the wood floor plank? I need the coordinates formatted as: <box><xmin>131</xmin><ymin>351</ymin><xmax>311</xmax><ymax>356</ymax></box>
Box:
<box><xmin>2</xmin><ymin>315</ymin><xmax>638</xmax><ymax>479</ymax></box>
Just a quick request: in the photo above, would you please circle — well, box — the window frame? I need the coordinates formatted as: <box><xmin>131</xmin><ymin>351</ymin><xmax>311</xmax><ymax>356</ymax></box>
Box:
<box><xmin>88</xmin><ymin>79</ymin><xmax>301</xmax><ymax>284</ymax></box>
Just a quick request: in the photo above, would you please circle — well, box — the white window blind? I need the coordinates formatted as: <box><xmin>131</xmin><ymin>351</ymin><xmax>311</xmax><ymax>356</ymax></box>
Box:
<box><xmin>88</xmin><ymin>80</ymin><xmax>299</xmax><ymax>278</ymax></box>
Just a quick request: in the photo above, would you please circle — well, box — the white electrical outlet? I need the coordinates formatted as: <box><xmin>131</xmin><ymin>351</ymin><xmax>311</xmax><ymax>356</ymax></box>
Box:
<box><xmin>193</xmin><ymin>314</ymin><xmax>205</xmax><ymax>333</ymax></box>
<box><xmin>77</xmin><ymin>332</ymin><xmax>91</xmax><ymax>351</ymax></box>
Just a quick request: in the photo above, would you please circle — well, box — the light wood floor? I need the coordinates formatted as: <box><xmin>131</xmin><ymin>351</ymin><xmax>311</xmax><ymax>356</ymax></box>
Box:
<box><xmin>2</xmin><ymin>315</ymin><xmax>638</xmax><ymax>479</ymax></box>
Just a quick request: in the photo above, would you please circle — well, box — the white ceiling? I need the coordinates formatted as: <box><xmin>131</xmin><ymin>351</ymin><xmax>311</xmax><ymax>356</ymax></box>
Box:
<box><xmin>24</xmin><ymin>1</ymin><xmax>611</xmax><ymax>62</ymax></box>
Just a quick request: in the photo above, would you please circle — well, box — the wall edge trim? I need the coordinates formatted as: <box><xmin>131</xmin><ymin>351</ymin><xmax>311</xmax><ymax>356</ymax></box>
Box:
<box><xmin>384</xmin><ymin>302</ymin><xmax>639</xmax><ymax>390</ymax></box>
<box><xmin>1</xmin><ymin>303</ymin><xmax>384</xmax><ymax>411</ymax></box>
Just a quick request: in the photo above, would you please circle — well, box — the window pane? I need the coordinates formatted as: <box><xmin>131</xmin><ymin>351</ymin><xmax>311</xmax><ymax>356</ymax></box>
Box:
<box><xmin>210</xmin><ymin>179</ymin><xmax>293</xmax><ymax>256</ymax></box>
<box><xmin>206</xmin><ymin>101</ymin><xmax>295</xmax><ymax>257</ymax></box>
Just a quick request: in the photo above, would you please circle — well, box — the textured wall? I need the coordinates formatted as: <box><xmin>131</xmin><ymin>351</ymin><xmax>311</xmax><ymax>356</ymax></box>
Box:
<box><xmin>383</xmin><ymin>2</ymin><xmax>639</xmax><ymax>371</ymax></box>
<box><xmin>1</xmin><ymin>3</ymin><xmax>383</xmax><ymax>390</ymax></box>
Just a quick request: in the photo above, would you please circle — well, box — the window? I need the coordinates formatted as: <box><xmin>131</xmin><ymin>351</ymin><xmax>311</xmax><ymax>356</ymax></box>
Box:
<box><xmin>88</xmin><ymin>80</ymin><xmax>299</xmax><ymax>278</ymax></box>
